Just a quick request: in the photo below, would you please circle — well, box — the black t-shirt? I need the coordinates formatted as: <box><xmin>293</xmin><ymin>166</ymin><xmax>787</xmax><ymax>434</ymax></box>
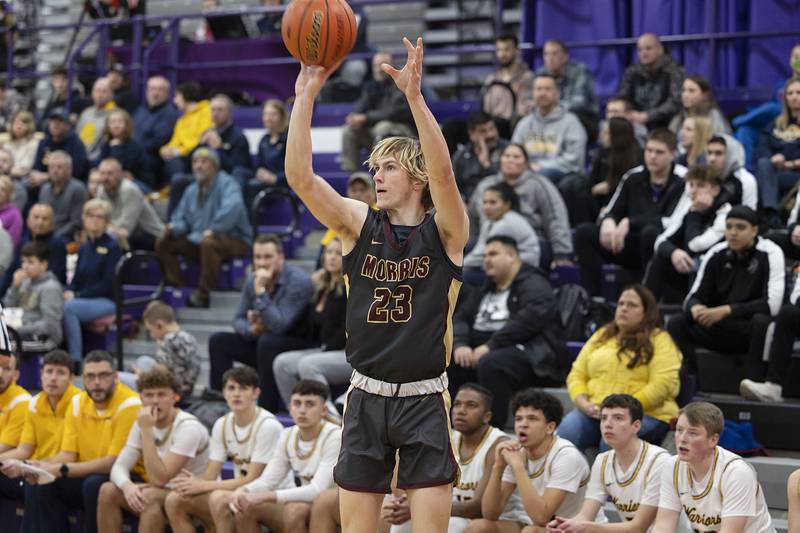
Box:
<box><xmin>342</xmin><ymin>210</ymin><xmax>463</xmax><ymax>382</ymax></box>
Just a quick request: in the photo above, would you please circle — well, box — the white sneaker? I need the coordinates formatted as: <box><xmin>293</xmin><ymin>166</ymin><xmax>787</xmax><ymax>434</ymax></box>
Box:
<box><xmin>739</xmin><ymin>379</ymin><xmax>783</xmax><ymax>402</ymax></box>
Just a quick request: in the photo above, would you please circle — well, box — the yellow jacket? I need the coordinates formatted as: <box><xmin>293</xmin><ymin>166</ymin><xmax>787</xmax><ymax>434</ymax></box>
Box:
<box><xmin>163</xmin><ymin>99</ymin><xmax>213</xmax><ymax>156</ymax></box>
<box><xmin>566</xmin><ymin>328</ymin><xmax>681</xmax><ymax>423</ymax></box>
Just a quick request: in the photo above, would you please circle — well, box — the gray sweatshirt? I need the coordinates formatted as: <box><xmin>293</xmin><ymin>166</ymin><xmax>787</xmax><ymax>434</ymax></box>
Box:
<box><xmin>511</xmin><ymin>104</ymin><xmax>587</xmax><ymax>174</ymax></box>
<box><xmin>99</xmin><ymin>178</ymin><xmax>165</xmax><ymax>239</ymax></box>
<box><xmin>4</xmin><ymin>271</ymin><xmax>64</xmax><ymax>345</ymax></box>
<box><xmin>464</xmin><ymin>210</ymin><xmax>541</xmax><ymax>269</ymax></box>
<box><xmin>469</xmin><ymin>170</ymin><xmax>573</xmax><ymax>259</ymax></box>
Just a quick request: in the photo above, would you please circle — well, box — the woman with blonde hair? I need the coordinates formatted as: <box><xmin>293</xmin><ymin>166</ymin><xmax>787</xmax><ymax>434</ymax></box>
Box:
<box><xmin>677</xmin><ymin>115</ymin><xmax>713</xmax><ymax>167</ymax></box>
<box><xmin>3</xmin><ymin>110</ymin><xmax>39</xmax><ymax>179</ymax></box>
<box><xmin>97</xmin><ymin>108</ymin><xmax>147</xmax><ymax>188</ymax></box>
<box><xmin>245</xmin><ymin>99</ymin><xmax>289</xmax><ymax>207</ymax></box>
<box><xmin>559</xmin><ymin>284</ymin><xmax>681</xmax><ymax>452</ymax></box>
<box><xmin>62</xmin><ymin>198</ymin><xmax>123</xmax><ymax>362</ymax></box>
<box><xmin>0</xmin><ymin>175</ymin><xmax>22</xmax><ymax>246</ymax></box>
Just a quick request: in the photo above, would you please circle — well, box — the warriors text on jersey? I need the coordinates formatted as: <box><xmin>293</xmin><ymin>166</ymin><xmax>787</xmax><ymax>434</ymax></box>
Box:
<box><xmin>453</xmin><ymin>426</ymin><xmax>507</xmax><ymax>502</ymax></box>
<box><xmin>342</xmin><ymin>210</ymin><xmax>462</xmax><ymax>382</ymax></box>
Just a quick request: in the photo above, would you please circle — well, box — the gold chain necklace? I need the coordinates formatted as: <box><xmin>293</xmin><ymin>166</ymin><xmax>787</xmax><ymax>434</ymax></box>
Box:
<box><xmin>232</xmin><ymin>407</ymin><xmax>258</xmax><ymax>444</ymax></box>
<box><xmin>294</xmin><ymin>423</ymin><xmax>324</xmax><ymax>460</ymax></box>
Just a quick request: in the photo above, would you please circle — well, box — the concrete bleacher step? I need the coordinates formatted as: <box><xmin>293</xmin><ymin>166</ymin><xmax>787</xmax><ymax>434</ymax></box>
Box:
<box><xmin>747</xmin><ymin>457</ymin><xmax>800</xmax><ymax>511</ymax></box>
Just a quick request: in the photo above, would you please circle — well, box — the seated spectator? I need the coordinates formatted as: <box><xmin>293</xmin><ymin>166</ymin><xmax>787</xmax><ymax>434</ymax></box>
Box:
<box><xmin>106</xmin><ymin>63</ymin><xmax>139</xmax><ymax>114</ymax></box>
<box><xmin>21</xmin><ymin>350</ymin><xmax>141</xmax><ymax>533</ymax></box>
<box><xmin>340</xmin><ymin>51</ymin><xmax>414</xmax><ymax>171</ymax></box>
<box><xmin>96</xmin><ymin>109</ymin><xmax>146</xmax><ymax>187</ymax></box>
<box><xmin>97</xmin><ymin>157</ymin><xmax>164</xmax><ymax>250</ymax></box>
<box><xmin>2</xmin><ymin>110</ymin><xmax>38</xmax><ymax>180</ymax></box>
<box><xmin>667</xmin><ymin>206</ymin><xmax>784</xmax><ymax>378</ymax></box>
<box><xmin>482</xmin><ymin>32</ymin><xmax>535</xmax><ymax>130</ymax></box>
<box><xmin>560</xmin><ymin>285</ymin><xmax>680</xmax><ymax>451</ymax></box>
<box><xmin>651</xmin><ymin>402</ymin><xmax>774</xmax><ymax>533</ymax></box>
<box><xmin>472</xmin><ymin>389</ymin><xmax>597</xmax><ymax>531</ymax></box>
<box><xmin>273</xmin><ymin>237</ymin><xmax>348</xmax><ymax>411</ymax></box>
<box><xmin>451</xmin><ymin>236</ymin><xmax>568</xmax><ymax>428</ymax></box>
<box><xmin>463</xmin><ymin>183</ymin><xmax>540</xmax><ymax>284</ymax></box>
<box><xmin>575</xmin><ymin>129</ymin><xmax>686</xmax><ymax>297</ymax></box>
<box><xmin>4</xmin><ymin>241</ymin><xmax>64</xmax><ymax>353</ymax></box>
<box><xmin>675</xmin><ymin>115</ymin><xmax>712</xmax><ymax>167</ymax></box>
<box><xmin>317</xmin><ymin>171</ymin><xmax>376</xmax><ymax>260</ymax></box>
<box><xmin>87</xmin><ymin>167</ymin><xmax>102</xmax><ymax>197</ymax></box>
<box><xmin>245</xmin><ymin>99</ymin><xmax>289</xmax><ymax>209</ymax></box>
<box><xmin>365</xmin><ymin>383</ymin><xmax>508</xmax><ymax>533</ymax></box>
<box><xmin>536</xmin><ymin>39</ymin><xmax>600</xmax><ymax>141</ymax></box>
<box><xmin>0</xmin><ymin>347</ymin><xmax>31</xmax><ymax>457</ymax></box>
<box><xmin>756</xmin><ymin>77</ymin><xmax>800</xmax><ymax>228</ymax></box>
<box><xmin>706</xmin><ymin>134</ymin><xmax>758</xmax><ymax>209</ymax></box>
<box><xmin>0</xmin><ymin>203</ymin><xmax>67</xmax><ymax>298</ymax></box>
<box><xmin>76</xmin><ymin>77</ymin><xmax>117</xmax><ymax>161</ymax></box>
<box><xmin>62</xmin><ymin>199</ymin><xmax>123</xmax><ymax>363</ymax></box>
<box><xmin>97</xmin><ymin>368</ymin><xmax>209</xmax><ymax>532</ymax></box>
<box><xmin>29</xmin><ymin>107</ymin><xmax>89</xmax><ymax>185</ymax></box>
<box><xmin>164</xmin><ymin>367</ymin><xmax>285</xmax><ymax>533</ymax></box>
<box><xmin>0</xmin><ymin>175</ymin><xmax>22</xmax><ymax>247</ymax></box>
<box><xmin>511</xmin><ymin>73</ymin><xmax>587</xmax><ymax>183</ymax></box>
<box><xmin>0</xmin><ymin>350</ymin><xmax>80</xmax><ymax>502</ymax></box>
<box><xmin>452</xmin><ymin>111</ymin><xmax>510</xmax><ymax>201</ymax></box>
<box><xmin>668</xmin><ymin>75</ymin><xmax>731</xmax><ymax>135</ymax></box>
<box><xmin>548</xmin><ymin>394</ymin><xmax>673</xmax><ymax>533</ymax></box>
<box><xmin>0</xmin><ymin>147</ymin><xmax>28</xmax><ymax>212</ymax></box>
<box><xmin>232</xmin><ymin>380</ymin><xmax>341</xmax><ymax>532</ymax></box>
<box><xmin>603</xmin><ymin>96</ymin><xmax>647</xmax><ymax>146</ymax></box>
<box><xmin>644</xmin><ymin>165</ymin><xmax>731</xmax><ymax>302</ymax></box>
<box><xmin>559</xmin><ymin>116</ymin><xmax>643</xmax><ymax>225</ymax></box>
<box><xmin>156</xmin><ymin>148</ymin><xmax>252</xmax><ymax>308</ymax></box>
<box><xmin>171</xmin><ymin>94</ymin><xmax>253</xmax><ymax>211</ymax></box>
<box><xmin>38</xmin><ymin>150</ymin><xmax>89</xmax><ymax>242</ymax></box>
<box><xmin>117</xmin><ymin>300</ymin><xmax>200</xmax><ymax>399</ymax></box>
<box><xmin>133</xmin><ymin>75</ymin><xmax>179</xmax><ymax>190</ymax></box>
<box><xmin>0</xmin><ymin>80</ymin><xmax>31</xmax><ymax>133</ymax></box>
<box><xmin>208</xmin><ymin>234</ymin><xmax>314</xmax><ymax>410</ymax></box>
<box><xmin>470</xmin><ymin>144</ymin><xmax>572</xmax><ymax>268</ymax></box>
<box><xmin>159</xmin><ymin>82</ymin><xmax>212</xmax><ymax>193</ymax></box>
<box><xmin>616</xmin><ymin>33</ymin><xmax>685</xmax><ymax>130</ymax></box>
<box><xmin>39</xmin><ymin>65</ymin><xmax>85</xmax><ymax>128</ymax></box>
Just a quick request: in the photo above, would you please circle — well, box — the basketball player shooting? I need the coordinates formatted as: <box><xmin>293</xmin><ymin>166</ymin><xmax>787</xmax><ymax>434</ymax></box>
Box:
<box><xmin>285</xmin><ymin>37</ymin><xmax>469</xmax><ymax>533</ymax></box>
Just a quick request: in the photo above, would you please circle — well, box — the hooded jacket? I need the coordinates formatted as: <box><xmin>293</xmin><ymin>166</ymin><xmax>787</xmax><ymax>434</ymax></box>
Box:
<box><xmin>4</xmin><ymin>271</ymin><xmax>64</xmax><ymax>345</ymax></box>
<box><xmin>511</xmin><ymin>104</ymin><xmax>587</xmax><ymax>174</ymax></box>
<box><xmin>453</xmin><ymin>265</ymin><xmax>569</xmax><ymax>381</ymax></box>
<box><xmin>714</xmin><ymin>134</ymin><xmax>758</xmax><ymax>210</ymax></box>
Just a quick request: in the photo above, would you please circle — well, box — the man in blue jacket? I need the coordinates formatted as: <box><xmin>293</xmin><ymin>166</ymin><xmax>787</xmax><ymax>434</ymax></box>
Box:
<box><xmin>28</xmin><ymin>108</ymin><xmax>89</xmax><ymax>189</ymax></box>
<box><xmin>132</xmin><ymin>75</ymin><xmax>179</xmax><ymax>190</ymax></box>
<box><xmin>156</xmin><ymin>147</ymin><xmax>252</xmax><ymax>308</ymax></box>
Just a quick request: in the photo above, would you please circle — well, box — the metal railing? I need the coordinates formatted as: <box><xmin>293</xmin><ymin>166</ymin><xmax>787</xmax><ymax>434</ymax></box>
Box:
<box><xmin>251</xmin><ymin>186</ymin><xmax>301</xmax><ymax>241</ymax></box>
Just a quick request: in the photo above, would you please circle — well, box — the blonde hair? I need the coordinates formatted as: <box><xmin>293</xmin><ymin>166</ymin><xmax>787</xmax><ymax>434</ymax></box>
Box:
<box><xmin>0</xmin><ymin>175</ymin><xmax>14</xmax><ymax>202</ymax></box>
<box><xmin>776</xmin><ymin>77</ymin><xmax>800</xmax><ymax>130</ymax></box>
<box><xmin>686</xmin><ymin>115</ymin><xmax>713</xmax><ymax>166</ymax></box>
<box><xmin>316</xmin><ymin>237</ymin><xmax>344</xmax><ymax>301</ymax></box>
<box><xmin>367</xmin><ymin>137</ymin><xmax>432</xmax><ymax>210</ymax></box>
<box><xmin>103</xmin><ymin>109</ymin><xmax>134</xmax><ymax>142</ymax></box>
<box><xmin>9</xmin><ymin>110</ymin><xmax>35</xmax><ymax>140</ymax></box>
<box><xmin>82</xmin><ymin>198</ymin><xmax>112</xmax><ymax>220</ymax></box>
<box><xmin>262</xmin><ymin>99</ymin><xmax>288</xmax><ymax>131</ymax></box>
<box><xmin>142</xmin><ymin>300</ymin><xmax>176</xmax><ymax>324</ymax></box>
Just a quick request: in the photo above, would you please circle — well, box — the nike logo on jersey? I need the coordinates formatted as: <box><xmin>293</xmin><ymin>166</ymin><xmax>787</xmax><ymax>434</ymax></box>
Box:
<box><xmin>371</xmin><ymin>239</ymin><xmax>383</xmax><ymax>245</ymax></box>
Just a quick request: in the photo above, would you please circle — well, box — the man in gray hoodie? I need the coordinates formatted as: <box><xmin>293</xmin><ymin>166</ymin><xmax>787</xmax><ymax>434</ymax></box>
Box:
<box><xmin>705</xmin><ymin>134</ymin><xmax>758</xmax><ymax>211</ymax></box>
<box><xmin>511</xmin><ymin>73</ymin><xmax>587</xmax><ymax>184</ymax></box>
<box><xmin>3</xmin><ymin>240</ymin><xmax>63</xmax><ymax>352</ymax></box>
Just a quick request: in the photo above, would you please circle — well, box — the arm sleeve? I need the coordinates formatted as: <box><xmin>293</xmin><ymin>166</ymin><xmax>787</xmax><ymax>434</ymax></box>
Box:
<box><xmin>0</xmin><ymin>397</ymin><xmax>31</xmax><ymax>447</ymax></box>
<box><xmin>144</xmin><ymin>112</ymin><xmax>178</xmax><ymax>154</ymax></box>
<box><xmin>60</xmin><ymin>399</ymin><xmax>79</xmax><ymax>453</ymax></box>
<box><xmin>615</xmin><ymin>67</ymin><xmax>635</xmax><ymax>101</ymax></box>
<box><xmin>584</xmin><ymin>454</ymin><xmax>608</xmax><ymax>503</ymax></box>
<box><xmin>646</xmin><ymin>65</ymin><xmax>685</xmax><ymax>125</ymax></box>
<box><xmin>565</xmin><ymin>332</ymin><xmax>599</xmax><ymax>401</ymax></box>
<box><xmin>110</xmin><ymin>444</ymin><xmax>141</xmax><ymax>489</ymax></box>
<box><xmin>546</xmin><ymin>447</ymin><xmax>588</xmax><ymax>493</ymax></box>
<box><xmin>244</xmin><ymin>431</ymin><xmax>291</xmax><ymax>493</ymax></box>
<box><xmin>208</xmin><ymin>179</ymin><xmax>248</xmax><ymax>234</ymax></box>
<box><xmin>486</xmin><ymin>278</ymin><xmax>557</xmax><ymax>348</ymax></box>
<box><xmin>685</xmin><ymin>205</ymin><xmax>730</xmax><ymax>254</ymax></box>
<box><xmin>249</xmin><ymin>419</ymin><xmax>285</xmax><ymax>465</ymax></box>
<box><xmin>632</xmin><ymin>332</ymin><xmax>681</xmax><ymax>413</ymax></box>
<box><xmin>730</xmin><ymin>244</ymin><xmax>784</xmax><ymax>318</ymax></box>
<box><xmin>254</xmin><ymin>274</ymin><xmax>313</xmax><ymax>336</ymax></box>
<box><xmin>657</xmin><ymin>457</ymin><xmax>682</xmax><ymax>512</ymax></box>
<box><xmin>537</xmin><ymin>178</ymin><xmax>574</xmax><ymax>257</ymax></box>
<box><xmin>604</xmin><ymin>172</ymin><xmax>633</xmax><ymax>223</ymax></box>
<box><xmin>19</xmin><ymin>284</ymin><xmax>64</xmax><ymax>342</ymax></box>
<box><xmin>233</xmin><ymin>284</ymin><xmax>255</xmax><ymax>338</ymax></box>
<box><xmin>683</xmin><ymin>246</ymin><xmax>721</xmax><ymax>313</ymax></box>
<box><xmin>275</xmin><ymin>429</ymin><xmax>341</xmax><ymax>503</ymax></box>
<box><xmin>113</xmin><ymin>188</ymin><xmax>146</xmax><ymax>233</ymax></box>
<box><xmin>3</xmin><ymin>283</ymin><xmax>19</xmax><ymax>307</ymax></box>
<box><xmin>720</xmin><ymin>461</ymin><xmax>758</xmax><ymax>518</ymax></box>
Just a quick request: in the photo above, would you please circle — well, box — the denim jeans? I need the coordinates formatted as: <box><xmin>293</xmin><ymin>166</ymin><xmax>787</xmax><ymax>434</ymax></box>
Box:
<box><xmin>63</xmin><ymin>297</ymin><xmax>116</xmax><ymax>362</ymax></box>
<box><xmin>557</xmin><ymin>407</ymin><xmax>670</xmax><ymax>452</ymax></box>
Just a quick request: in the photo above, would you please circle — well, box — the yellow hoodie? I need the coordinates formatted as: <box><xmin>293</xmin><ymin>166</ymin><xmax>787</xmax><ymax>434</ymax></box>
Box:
<box><xmin>163</xmin><ymin>99</ymin><xmax>213</xmax><ymax>156</ymax></box>
<box><xmin>566</xmin><ymin>328</ymin><xmax>681</xmax><ymax>423</ymax></box>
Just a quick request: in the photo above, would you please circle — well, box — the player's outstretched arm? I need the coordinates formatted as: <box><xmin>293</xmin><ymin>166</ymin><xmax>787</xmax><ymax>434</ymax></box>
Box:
<box><xmin>286</xmin><ymin>63</ymin><xmax>368</xmax><ymax>243</ymax></box>
<box><xmin>383</xmin><ymin>37</ymin><xmax>469</xmax><ymax>260</ymax></box>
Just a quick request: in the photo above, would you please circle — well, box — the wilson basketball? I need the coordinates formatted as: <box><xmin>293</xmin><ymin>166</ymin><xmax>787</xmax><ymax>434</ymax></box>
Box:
<box><xmin>281</xmin><ymin>0</ymin><xmax>358</xmax><ymax>69</ymax></box>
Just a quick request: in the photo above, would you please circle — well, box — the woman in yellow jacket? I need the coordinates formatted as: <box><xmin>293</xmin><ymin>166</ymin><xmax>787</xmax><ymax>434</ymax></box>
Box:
<box><xmin>159</xmin><ymin>81</ymin><xmax>212</xmax><ymax>175</ymax></box>
<box><xmin>559</xmin><ymin>284</ymin><xmax>681</xmax><ymax>452</ymax></box>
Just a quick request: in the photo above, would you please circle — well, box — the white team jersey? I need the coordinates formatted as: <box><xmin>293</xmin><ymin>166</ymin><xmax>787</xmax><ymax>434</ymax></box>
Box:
<box><xmin>281</xmin><ymin>421</ymin><xmax>341</xmax><ymax>486</ymax></box>
<box><xmin>660</xmin><ymin>446</ymin><xmax>775</xmax><ymax>533</ymax></box>
<box><xmin>453</xmin><ymin>427</ymin><xmax>507</xmax><ymax>503</ymax></box>
<box><xmin>500</xmin><ymin>436</ymin><xmax>593</xmax><ymax>525</ymax></box>
<box><xmin>587</xmin><ymin>441</ymin><xmax>669</xmax><ymax>521</ymax></box>
<box><xmin>208</xmin><ymin>407</ymin><xmax>284</xmax><ymax>478</ymax></box>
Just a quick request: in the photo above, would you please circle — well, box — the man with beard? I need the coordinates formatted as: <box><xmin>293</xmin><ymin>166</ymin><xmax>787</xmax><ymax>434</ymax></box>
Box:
<box><xmin>452</xmin><ymin>112</ymin><xmax>510</xmax><ymax>201</ymax></box>
<box><xmin>0</xmin><ymin>340</ymin><xmax>32</xmax><ymax>498</ymax></box>
<box><xmin>482</xmin><ymin>33</ymin><xmax>536</xmax><ymax>126</ymax></box>
<box><xmin>0</xmin><ymin>350</ymin><xmax>80</xmax><ymax>502</ymax></box>
<box><xmin>22</xmin><ymin>350</ymin><xmax>141</xmax><ymax>533</ymax></box>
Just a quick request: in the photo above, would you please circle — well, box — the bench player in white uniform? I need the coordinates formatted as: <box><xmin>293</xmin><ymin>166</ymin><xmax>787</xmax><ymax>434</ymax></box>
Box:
<box><xmin>384</xmin><ymin>383</ymin><xmax>509</xmax><ymax>533</ymax></box>
<box><xmin>164</xmin><ymin>367</ymin><xmax>284</xmax><ymax>533</ymax></box>
<box><xmin>470</xmin><ymin>389</ymin><xmax>600</xmax><ymax>532</ymax></box>
<box><xmin>548</xmin><ymin>394</ymin><xmax>671</xmax><ymax>533</ymax></box>
<box><xmin>233</xmin><ymin>379</ymin><xmax>341</xmax><ymax>532</ymax></box>
<box><xmin>652</xmin><ymin>401</ymin><xmax>774</xmax><ymax>533</ymax></box>
<box><xmin>97</xmin><ymin>368</ymin><xmax>210</xmax><ymax>532</ymax></box>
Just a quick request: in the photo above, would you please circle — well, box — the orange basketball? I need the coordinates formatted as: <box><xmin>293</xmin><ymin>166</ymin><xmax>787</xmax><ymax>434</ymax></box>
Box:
<box><xmin>281</xmin><ymin>0</ymin><xmax>358</xmax><ymax>69</ymax></box>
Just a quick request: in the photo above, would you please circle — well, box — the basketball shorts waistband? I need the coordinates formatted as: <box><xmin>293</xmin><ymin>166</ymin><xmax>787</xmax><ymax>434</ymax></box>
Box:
<box><xmin>350</xmin><ymin>369</ymin><xmax>449</xmax><ymax>397</ymax></box>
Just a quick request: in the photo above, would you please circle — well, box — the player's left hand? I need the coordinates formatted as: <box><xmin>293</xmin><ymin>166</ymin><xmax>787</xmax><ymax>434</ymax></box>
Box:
<box><xmin>383</xmin><ymin>37</ymin><xmax>423</xmax><ymax>98</ymax></box>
